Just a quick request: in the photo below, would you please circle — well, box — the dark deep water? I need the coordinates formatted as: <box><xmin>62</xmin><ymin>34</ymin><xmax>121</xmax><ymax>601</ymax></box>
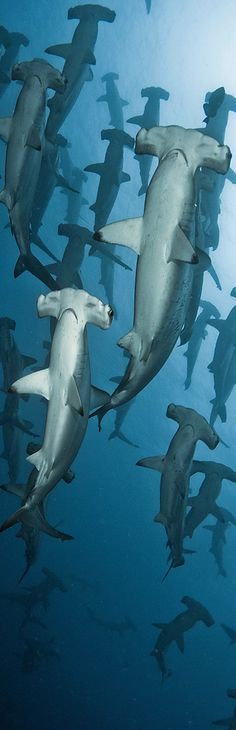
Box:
<box><xmin>0</xmin><ymin>1</ymin><xmax>236</xmax><ymax>728</ymax></box>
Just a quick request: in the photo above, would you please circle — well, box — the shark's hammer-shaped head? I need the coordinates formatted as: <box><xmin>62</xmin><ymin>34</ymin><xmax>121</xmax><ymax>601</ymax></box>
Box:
<box><xmin>37</xmin><ymin>288</ymin><xmax>113</xmax><ymax>329</ymax></box>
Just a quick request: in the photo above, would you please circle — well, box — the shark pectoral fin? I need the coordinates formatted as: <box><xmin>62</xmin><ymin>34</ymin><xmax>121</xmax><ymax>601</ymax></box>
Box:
<box><xmin>45</xmin><ymin>42</ymin><xmax>71</xmax><ymax>59</ymax></box>
<box><xmin>175</xmin><ymin>635</ymin><xmax>185</xmax><ymax>653</ymax></box>
<box><xmin>90</xmin><ymin>386</ymin><xmax>110</xmax><ymax>411</ymax></box>
<box><xmin>154</xmin><ymin>512</ymin><xmax>168</xmax><ymax>527</ymax></box>
<box><xmin>65</xmin><ymin>376</ymin><xmax>84</xmax><ymax>415</ymax></box>
<box><xmin>152</xmin><ymin>622</ymin><xmax>166</xmax><ymax>629</ymax></box>
<box><xmin>10</xmin><ymin>369</ymin><xmax>50</xmax><ymax>400</ymax></box>
<box><xmin>94</xmin><ymin>217</ymin><xmax>143</xmax><ymax>255</ymax></box>
<box><xmin>137</xmin><ymin>456</ymin><xmax>165</xmax><ymax>472</ymax></box>
<box><xmin>121</xmin><ymin>99</ymin><xmax>129</xmax><ymax>107</ymax></box>
<box><xmin>127</xmin><ymin>114</ymin><xmax>143</xmax><ymax>126</ymax></box>
<box><xmin>25</xmin><ymin>124</ymin><xmax>41</xmax><ymax>151</ymax></box>
<box><xmin>207</xmin><ymin>319</ymin><xmax>223</xmax><ymax>332</ymax></box>
<box><xmin>118</xmin><ymin>329</ymin><xmax>141</xmax><ymax>358</ymax></box>
<box><xmin>97</xmin><ymin>94</ymin><xmax>107</xmax><ymax>102</ymax></box>
<box><xmin>84</xmin><ymin>163</ymin><xmax>104</xmax><ymax>176</ymax></box>
<box><xmin>22</xmin><ymin>354</ymin><xmax>37</xmax><ymax>369</ymax></box>
<box><xmin>0</xmin><ymin>117</ymin><xmax>11</xmax><ymax>143</ymax></box>
<box><xmin>55</xmin><ymin>174</ymin><xmax>79</xmax><ymax>193</ymax></box>
<box><xmin>0</xmin><ymin>188</ymin><xmax>13</xmax><ymax>209</ymax></box>
<box><xmin>166</xmin><ymin>226</ymin><xmax>198</xmax><ymax>264</ymax></box>
<box><xmin>211</xmin><ymin>505</ymin><xmax>225</xmax><ymax>522</ymax></box>
<box><xmin>120</xmin><ymin>172</ymin><xmax>131</xmax><ymax>183</ymax></box>
<box><xmin>0</xmin><ymin>483</ymin><xmax>27</xmax><ymax>499</ymax></box>
<box><xmin>26</xmin><ymin>448</ymin><xmax>42</xmax><ymax>470</ymax></box>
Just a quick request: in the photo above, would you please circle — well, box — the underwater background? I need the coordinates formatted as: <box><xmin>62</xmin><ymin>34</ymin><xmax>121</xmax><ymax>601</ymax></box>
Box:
<box><xmin>0</xmin><ymin>1</ymin><xmax>236</xmax><ymax>728</ymax></box>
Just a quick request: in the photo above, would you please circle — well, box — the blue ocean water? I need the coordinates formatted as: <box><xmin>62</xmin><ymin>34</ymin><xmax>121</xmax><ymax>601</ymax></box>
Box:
<box><xmin>0</xmin><ymin>1</ymin><xmax>236</xmax><ymax>728</ymax></box>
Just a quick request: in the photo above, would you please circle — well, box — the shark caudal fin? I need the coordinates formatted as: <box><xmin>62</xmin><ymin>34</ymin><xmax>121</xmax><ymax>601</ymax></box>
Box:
<box><xmin>14</xmin><ymin>254</ymin><xmax>58</xmax><ymax>291</ymax></box>
<box><xmin>0</xmin><ymin>505</ymin><xmax>74</xmax><ymax>541</ymax></box>
<box><xmin>108</xmin><ymin>428</ymin><xmax>138</xmax><ymax>447</ymax></box>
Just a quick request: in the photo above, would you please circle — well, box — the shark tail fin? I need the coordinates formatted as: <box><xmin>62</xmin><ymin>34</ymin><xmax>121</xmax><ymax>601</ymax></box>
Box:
<box><xmin>108</xmin><ymin>429</ymin><xmax>138</xmax><ymax>447</ymax></box>
<box><xmin>0</xmin><ymin>505</ymin><xmax>74</xmax><ymax>541</ymax></box>
<box><xmin>14</xmin><ymin>254</ymin><xmax>57</xmax><ymax>291</ymax></box>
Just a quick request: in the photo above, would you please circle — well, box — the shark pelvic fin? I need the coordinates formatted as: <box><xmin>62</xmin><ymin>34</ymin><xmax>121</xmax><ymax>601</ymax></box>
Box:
<box><xmin>45</xmin><ymin>43</ymin><xmax>71</xmax><ymax>59</ymax></box>
<box><xmin>154</xmin><ymin>512</ymin><xmax>168</xmax><ymax>527</ymax></box>
<box><xmin>166</xmin><ymin>226</ymin><xmax>198</xmax><ymax>264</ymax></box>
<box><xmin>118</xmin><ymin>329</ymin><xmax>141</xmax><ymax>358</ymax></box>
<box><xmin>94</xmin><ymin>217</ymin><xmax>143</xmax><ymax>255</ymax></box>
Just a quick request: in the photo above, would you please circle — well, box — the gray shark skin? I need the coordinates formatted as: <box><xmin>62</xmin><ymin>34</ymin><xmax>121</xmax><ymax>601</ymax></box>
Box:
<box><xmin>138</xmin><ymin>404</ymin><xmax>219</xmax><ymax>569</ymax></box>
<box><xmin>145</xmin><ymin>0</ymin><xmax>152</xmax><ymax>12</ymax></box>
<box><xmin>221</xmin><ymin>623</ymin><xmax>236</xmax><ymax>644</ymax></box>
<box><xmin>0</xmin><ymin>317</ymin><xmax>36</xmax><ymax>392</ymax></box>
<box><xmin>0</xmin><ymin>59</ymin><xmax>66</xmax><ymax>289</ymax></box>
<box><xmin>183</xmin><ymin>300</ymin><xmax>220</xmax><ymax>389</ymax></box>
<box><xmin>19</xmin><ymin>636</ymin><xmax>59</xmax><ymax>673</ymax></box>
<box><xmin>203</xmin><ymin>507</ymin><xmax>236</xmax><ymax>577</ymax></box>
<box><xmin>151</xmin><ymin>595</ymin><xmax>214</xmax><ymax>680</ymax></box>
<box><xmin>0</xmin><ymin>393</ymin><xmax>38</xmax><ymax>482</ymax></box>
<box><xmin>91</xmin><ymin>125</ymin><xmax>231</xmax><ymax>427</ymax></box>
<box><xmin>179</xmin><ymin>249</ymin><xmax>211</xmax><ymax>346</ymax></box>
<box><xmin>178</xmin><ymin>166</ymin><xmax>222</xmax><ymax>347</ymax></box>
<box><xmin>0</xmin><ymin>289</ymin><xmax>113</xmax><ymax>539</ymax></box>
<box><xmin>30</xmin><ymin>134</ymin><xmax>77</xmax><ymax>261</ymax></box>
<box><xmin>0</xmin><ymin>470</ymin><xmax>42</xmax><ymax>580</ymax></box>
<box><xmin>60</xmin><ymin>145</ymin><xmax>89</xmax><ymax>224</ymax></box>
<box><xmin>97</xmin><ymin>72</ymin><xmax>128</xmax><ymax>130</ymax></box>
<box><xmin>184</xmin><ymin>460</ymin><xmax>236</xmax><ymax>538</ymax></box>
<box><xmin>212</xmin><ymin>708</ymin><xmax>236</xmax><ymax>728</ymax></box>
<box><xmin>199</xmin><ymin>89</ymin><xmax>236</xmax><ymax>252</ymax></box>
<box><xmin>0</xmin><ymin>316</ymin><xmax>16</xmax><ymax>391</ymax></box>
<box><xmin>85</xmin><ymin>128</ymin><xmax>134</xmax><ymax>313</ymax></box>
<box><xmin>86</xmin><ymin>607</ymin><xmax>137</xmax><ymax>635</ymax></box>
<box><xmin>0</xmin><ymin>319</ymin><xmax>37</xmax><ymax>481</ymax></box>
<box><xmin>45</xmin><ymin>4</ymin><xmax>116</xmax><ymax>141</ymax></box>
<box><xmin>0</xmin><ymin>25</ymin><xmax>29</xmax><ymax>98</ymax></box>
<box><xmin>127</xmin><ymin>86</ymin><xmax>170</xmax><ymax>195</ymax></box>
<box><xmin>208</xmin><ymin>305</ymin><xmax>236</xmax><ymax>425</ymax></box>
